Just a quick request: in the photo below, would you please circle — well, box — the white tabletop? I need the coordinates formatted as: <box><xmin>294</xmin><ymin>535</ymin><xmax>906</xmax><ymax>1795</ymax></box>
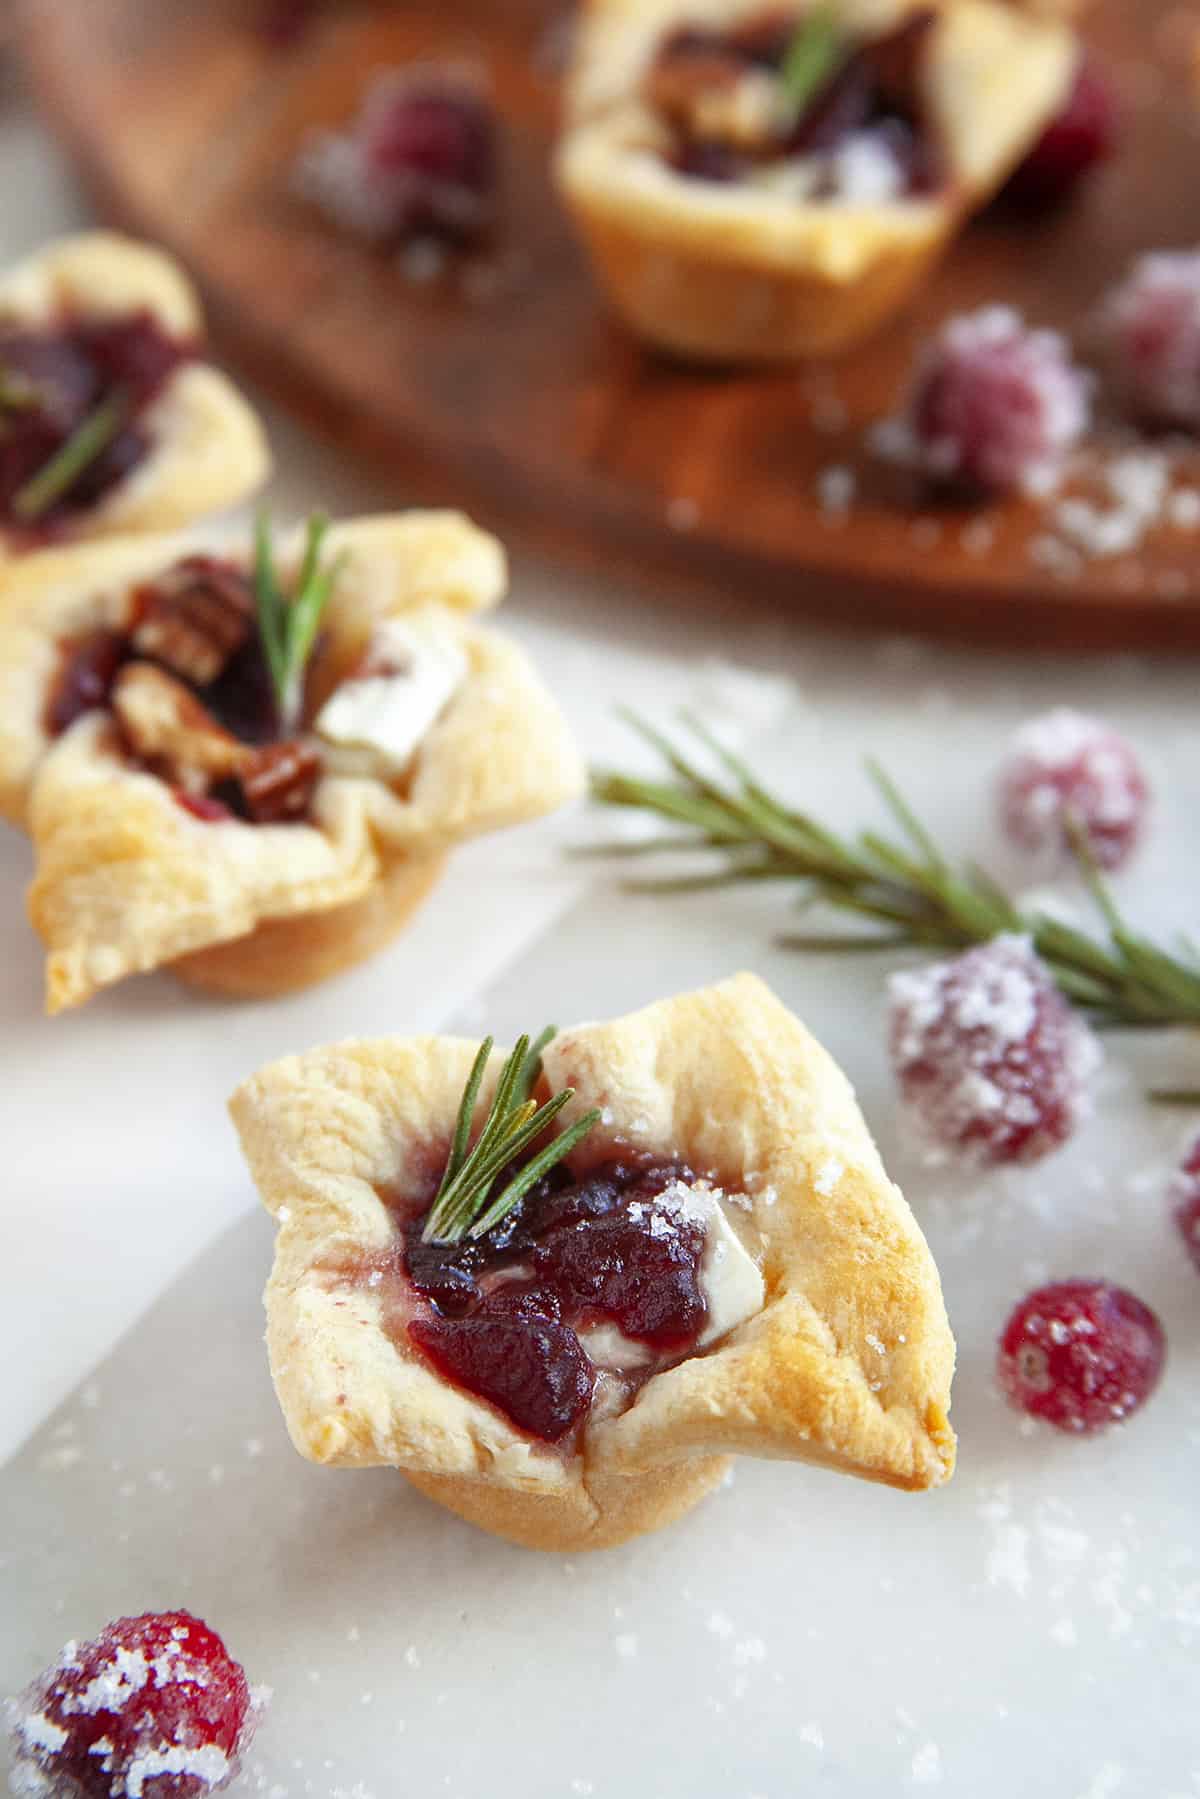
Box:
<box><xmin>2</xmin><ymin>95</ymin><xmax>1200</xmax><ymax>1799</ymax></box>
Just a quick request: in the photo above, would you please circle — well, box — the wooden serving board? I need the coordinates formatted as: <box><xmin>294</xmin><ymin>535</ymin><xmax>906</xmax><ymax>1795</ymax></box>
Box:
<box><xmin>17</xmin><ymin>0</ymin><xmax>1200</xmax><ymax>648</ymax></box>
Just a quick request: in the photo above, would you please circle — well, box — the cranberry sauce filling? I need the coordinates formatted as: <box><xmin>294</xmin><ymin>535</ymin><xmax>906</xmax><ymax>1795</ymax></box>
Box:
<box><xmin>42</xmin><ymin>555</ymin><xmax>323</xmax><ymax>825</ymax></box>
<box><xmin>648</xmin><ymin>8</ymin><xmax>942</xmax><ymax>197</ymax></box>
<box><xmin>0</xmin><ymin>312</ymin><xmax>191</xmax><ymax>537</ymax></box>
<box><xmin>402</xmin><ymin>1157</ymin><xmax>711</xmax><ymax>1444</ymax></box>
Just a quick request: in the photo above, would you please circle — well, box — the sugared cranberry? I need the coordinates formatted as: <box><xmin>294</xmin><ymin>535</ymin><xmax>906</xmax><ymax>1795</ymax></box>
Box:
<box><xmin>300</xmin><ymin>68</ymin><xmax>498</xmax><ymax>249</ymax></box>
<box><xmin>1002</xmin><ymin>56</ymin><xmax>1117</xmax><ymax>211</ymax></box>
<box><xmin>1105</xmin><ymin>250</ymin><xmax>1200</xmax><ymax>432</ymax></box>
<box><xmin>45</xmin><ymin>629</ymin><xmax>127</xmax><ymax>736</ymax></box>
<box><xmin>6</xmin><ymin>1610</ymin><xmax>255</xmax><ymax>1798</ymax></box>
<box><xmin>1169</xmin><ymin>1136</ymin><xmax>1200</xmax><ymax>1275</ymax></box>
<box><xmin>904</xmin><ymin>306</ymin><xmax>1090</xmax><ymax>496</ymax></box>
<box><xmin>888</xmin><ymin>935</ymin><xmax>1099</xmax><ymax>1165</ymax></box>
<box><xmin>997</xmin><ymin>709</ymin><xmax>1148</xmax><ymax>872</ymax></box>
<box><xmin>410</xmin><ymin>1285</ymin><xmax>593</xmax><ymax>1443</ymax></box>
<box><xmin>997</xmin><ymin>1280</ymin><xmax>1165</xmax><ymax>1433</ymax></box>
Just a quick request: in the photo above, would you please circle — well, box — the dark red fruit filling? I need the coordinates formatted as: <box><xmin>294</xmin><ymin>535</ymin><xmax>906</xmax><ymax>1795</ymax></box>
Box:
<box><xmin>1001</xmin><ymin>56</ymin><xmax>1116</xmax><ymax>212</ymax></box>
<box><xmin>44</xmin><ymin>628</ymin><xmax>127</xmax><ymax>736</ymax></box>
<box><xmin>889</xmin><ymin>936</ymin><xmax>1097</xmax><ymax>1165</ymax></box>
<box><xmin>997</xmin><ymin>709</ymin><xmax>1148</xmax><ymax>873</ymax></box>
<box><xmin>411</xmin><ymin>1285</ymin><xmax>595</xmax><ymax>1443</ymax></box>
<box><xmin>997</xmin><ymin>1280</ymin><xmax>1165</xmax><ymax>1434</ymax></box>
<box><xmin>8</xmin><ymin>1609</ymin><xmax>253</xmax><ymax>1798</ymax></box>
<box><xmin>0</xmin><ymin>313</ymin><xmax>191</xmax><ymax>536</ymax></box>
<box><xmin>654</xmin><ymin>9</ymin><xmax>942</xmax><ymax>197</ymax></box>
<box><xmin>1170</xmin><ymin>1137</ymin><xmax>1200</xmax><ymax>1276</ymax></box>
<box><xmin>404</xmin><ymin>1158</ymin><xmax>709</xmax><ymax>1442</ymax></box>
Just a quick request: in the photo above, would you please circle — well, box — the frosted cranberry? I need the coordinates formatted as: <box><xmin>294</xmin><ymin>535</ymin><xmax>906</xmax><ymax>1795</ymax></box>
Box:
<box><xmin>997</xmin><ymin>1280</ymin><xmax>1165</xmax><ymax>1433</ymax></box>
<box><xmin>1105</xmin><ymin>250</ymin><xmax>1200</xmax><ymax>432</ymax></box>
<box><xmin>7</xmin><ymin>1610</ymin><xmax>254</xmax><ymax>1798</ymax></box>
<box><xmin>888</xmin><ymin>935</ymin><xmax>1098</xmax><ymax>1165</ymax></box>
<box><xmin>905</xmin><ymin>306</ymin><xmax>1090</xmax><ymax>496</ymax></box>
<box><xmin>533</xmin><ymin>1179</ymin><xmax>708</xmax><ymax>1351</ymax></box>
<box><xmin>410</xmin><ymin>1285</ymin><xmax>593</xmax><ymax>1442</ymax></box>
<box><xmin>1002</xmin><ymin>56</ymin><xmax>1117</xmax><ymax>211</ymax></box>
<box><xmin>358</xmin><ymin>74</ymin><xmax>497</xmax><ymax>245</ymax></box>
<box><xmin>997</xmin><ymin>709</ymin><xmax>1148</xmax><ymax>873</ymax></box>
<box><xmin>1170</xmin><ymin>1136</ymin><xmax>1200</xmax><ymax>1275</ymax></box>
<box><xmin>45</xmin><ymin>629</ymin><xmax>127</xmax><ymax>735</ymax></box>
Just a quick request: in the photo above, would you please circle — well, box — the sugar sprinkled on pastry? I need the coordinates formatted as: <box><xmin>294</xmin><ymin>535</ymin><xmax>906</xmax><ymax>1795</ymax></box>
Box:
<box><xmin>230</xmin><ymin>974</ymin><xmax>956</xmax><ymax>1552</ymax></box>
<box><xmin>0</xmin><ymin>510</ymin><xmax>583</xmax><ymax>1011</ymax></box>
<box><xmin>555</xmin><ymin>0</ymin><xmax>1079</xmax><ymax>361</ymax></box>
<box><xmin>0</xmin><ymin>233</ymin><xmax>269</xmax><ymax>555</ymax></box>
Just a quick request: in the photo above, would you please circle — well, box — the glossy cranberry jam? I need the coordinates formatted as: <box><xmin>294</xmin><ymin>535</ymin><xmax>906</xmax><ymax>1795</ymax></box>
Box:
<box><xmin>650</xmin><ymin>8</ymin><xmax>942</xmax><ymax>197</ymax></box>
<box><xmin>404</xmin><ymin>1158</ymin><xmax>712</xmax><ymax>1444</ymax></box>
<box><xmin>0</xmin><ymin>311</ymin><xmax>191</xmax><ymax>536</ymax></box>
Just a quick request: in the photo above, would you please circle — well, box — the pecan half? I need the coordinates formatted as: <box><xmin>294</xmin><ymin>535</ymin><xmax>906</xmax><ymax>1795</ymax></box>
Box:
<box><xmin>130</xmin><ymin>555</ymin><xmax>254</xmax><ymax>688</ymax></box>
<box><xmin>111</xmin><ymin>662</ymin><xmax>250</xmax><ymax>793</ymax></box>
<box><xmin>239</xmin><ymin>739</ymin><xmax>322</xmax><ymax>824</ymax></box>
<box><xmin>647</xmin><ymin>35</ymin><xmax>783</xmax><ymax>149</ymax></box>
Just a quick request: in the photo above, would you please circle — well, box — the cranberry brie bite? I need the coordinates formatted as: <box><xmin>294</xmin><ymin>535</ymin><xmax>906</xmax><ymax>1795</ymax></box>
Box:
<box><xmin>0</xmin><ymin>511</ymin><xmax>582</xmax><ymax>1010</ymax></box>
<box><xmin>555</xmin><ymin>0</ymin><xmax>1078</xmax><ymax>360</ymax></box>
<box><xmin>0</xmin><ymin>233</ymin><xmax>269</xmax><ymax>553</ymax></box>
<box><xmin>230</xmin><ymin>976</ymin><xmax>956</xmax><ymax>1551</ymax></box>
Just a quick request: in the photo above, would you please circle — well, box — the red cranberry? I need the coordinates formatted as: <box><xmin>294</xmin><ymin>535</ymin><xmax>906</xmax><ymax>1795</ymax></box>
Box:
<box><xmin>257</xmin><ymin>0</ymin><xmax>316</xmax><ymax>46</ymax></box>
<box><xmin>673</xmin><ymin>140</ymin><xmax>749</xmax><ymax>182</ymax></box>
<box><xmin>1002</xmin><ymin>56</ymin><xmax>1117</xmax><ymax>211</ymax></box>
<box><xmin>905</xmin><ymin>306</ymin><xmax>1090</xmax><ymax>496</ymax></box>
<box><xmin>888</xmin><ymin>936</ymin><xmax>1098</xmax><ymax>1165</ymax></box>
<box><xmin>997</xmin><ymin>709</ymin><xmax>1148</xmax><ymax>873</ymax></box>
<box><xmin>7</xmin><ymin>1610</ymin><xmax>254</xmax><ymax>1798</ymax></box>
<box><xmin>1170</xmin><ymin>1136</ymin><xmax>1200</xmax><ymax>1275</ymax></box>
<box><xmin>45</xmin><ymin>629</ymin><xmax>127</xmax><ymax>736</ymax></box>
<box><xmin>997</xmin><ymin>1280</ymin><xmax>1165</xmax><ymax>1433</ymax></box>
<box><xmin>318</xmin><ymin>69</ymin><xmax>498</xmax><ymax>248</ymax></box>
<box><xmin>533</xmin><ymin>1186</ymin><xmax>709</xmax><ymax>1353</ymax></box>
<box><xmin>1105</xmin><ymin>250</ymin><xmax>1200</xmax><ymax>432</ymax></box>
<box><xmin>410</xmin><ymin>1285</ymin><xmax>594</xmax><ymax>1443</ymax></box>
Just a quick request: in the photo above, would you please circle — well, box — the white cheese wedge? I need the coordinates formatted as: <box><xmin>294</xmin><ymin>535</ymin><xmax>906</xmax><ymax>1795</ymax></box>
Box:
<box><xmin>579</xmin><ymin>1323</ymin><xmax>655</xmax><ymax>1373</ymax></box>
<box><xmin>696</xmin><ymin>1194</ymin><xmax>765</xmax><ymax>1349</ymax></box>
<box><xmin>315</xmin><ymin>616</ymin><xmax>467</xmax><ymax>778</ymax></box>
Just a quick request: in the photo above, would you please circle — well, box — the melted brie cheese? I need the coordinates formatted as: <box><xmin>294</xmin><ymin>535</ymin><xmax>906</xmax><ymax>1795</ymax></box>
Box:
<box><xmin>315</xmin><ymin>616</ymin><xmax>467</xmax><ymax>778</ymax></box>
<box><xmin>696</xmin><ymin>1194</ymin><xmax>764</xmax><ymax>1349</ymax></box>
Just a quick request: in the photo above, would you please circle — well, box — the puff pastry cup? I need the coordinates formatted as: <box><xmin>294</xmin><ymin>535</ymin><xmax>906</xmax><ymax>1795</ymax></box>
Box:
<box><xmin>0</xmin><ymin>512</ymin><xmax>583</xmax><ymax>1011</ymax></box>
<box><xmin>0</xmin><ymin>232</ymin><xmax>269</xmax><ymax>554</ymax></box>
<box><xmin>230</xmin><ymin>975</ymin><xmax>957</xmax><ymax>1553</ymax></box>
<box><xmin>555</xmin><ymin>0</ymin><xmax>1078</xmax><ymax>361</ymax></box>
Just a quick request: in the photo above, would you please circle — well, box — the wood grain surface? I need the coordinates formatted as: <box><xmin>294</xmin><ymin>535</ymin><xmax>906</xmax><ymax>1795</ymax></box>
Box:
<box><xmin>17</xmin><ymin>0</ymin><xmax>1200</xmax><ymax>648</ymax></box>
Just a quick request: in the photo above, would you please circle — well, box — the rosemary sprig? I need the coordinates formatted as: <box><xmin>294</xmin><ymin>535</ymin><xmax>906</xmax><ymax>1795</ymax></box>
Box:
<box><xmin>11</xmin><ymin>391</ymin><xmax>126</xmax><ymax>520</ymax></box>
<box><xmin>778</xmin><ymin>4</ymin><xmax>845</xmax><ymax>116</ymax></box>
<box><xmin>589</xmin><ymin>713</ymin><xmax>1200</xmax><ymax>1032</ymax></box>
<box><xmin>421</xmin><ymin>1029</ymin><xmax>601</xmax><ymax>1244</ymax></box>
<box><xmin>253</xmin><ymin>510</ymin><xmax>343</xmax><ymax>732</ymax></box>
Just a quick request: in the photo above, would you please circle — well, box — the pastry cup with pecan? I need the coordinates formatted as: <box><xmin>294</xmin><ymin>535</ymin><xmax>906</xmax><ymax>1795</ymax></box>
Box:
<box><xmin>230</xmin><ymin>975</ymin><xmax>956</xmax><ymax>1553</ymax></box>
<box><xmin>556</xmin><ymin>0</ymin><xmax>1078</xmax><ymax>361</ymax></box>
<box><xmin>0</xmin><ymin>512</ymin><xmax>583</xmax><ymax>1010</ymax></box>
<box><xmin>0</xmin><ymin>232</ymin><xmax>269</xmax><ymax>553</ymax></box>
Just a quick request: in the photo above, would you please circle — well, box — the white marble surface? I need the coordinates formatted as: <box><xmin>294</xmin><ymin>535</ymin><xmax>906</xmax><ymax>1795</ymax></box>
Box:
<box><xmin>2</xmin><ymin>98</ymin><xmax>1199</xmax><ymax>1799</ymax></box>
